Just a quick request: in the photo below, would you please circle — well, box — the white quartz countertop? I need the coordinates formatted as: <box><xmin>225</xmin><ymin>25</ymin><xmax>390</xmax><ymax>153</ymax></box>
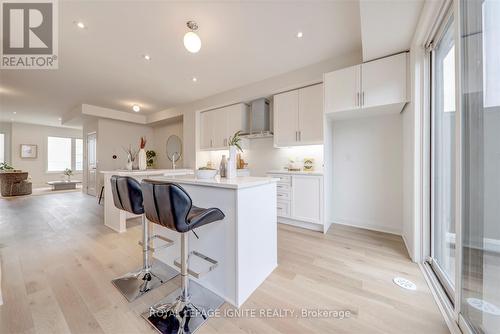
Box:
<box><xmin>100</xmin><ymin>169</ymin><xmax>193</xmax><ymax>175</ymax></box>
<box><xmin>267</xmin><ymin>169</ymin><xmax>324</xmax><ymax>176</ymax></box>
<box><xmin>147</xmin><ymin>175</ymin><xmax>278</xmax><ymax>189</ymax></box>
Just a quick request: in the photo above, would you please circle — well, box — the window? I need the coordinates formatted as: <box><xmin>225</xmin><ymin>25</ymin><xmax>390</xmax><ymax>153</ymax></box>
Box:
<box><xmin>0</xmin><ymin>133</ymin><xmax>4</xmax><ymax>163</ymax></box>
<box><xmin>75</xmin><ymin>138</ymin><xmax>83</xmax><ymax>171</ymax></box>
<box><xmin>430</xmin><ymin>12</ymin><xmax>456</xmax><ymax>299</ymax></box>
<box><xmin>460</xmin><ymin>0</ymin><xmax>500</xmax><ymax>332</ymax></box>
<box><xmin>47</xmin><ymin>136</ymin><xmax>83</xmax><ymax>172</ymax></box>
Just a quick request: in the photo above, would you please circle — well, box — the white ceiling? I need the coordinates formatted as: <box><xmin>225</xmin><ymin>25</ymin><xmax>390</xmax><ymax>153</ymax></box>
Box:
<box><xmin>0</xmin><ymin>1</ymin><xmax>362</xmax><ymax>127</ymax></box>
<box><xmin>359</xmin><ymin>0</ymin><xmax>424</xmax><ymax>61</ymax></box>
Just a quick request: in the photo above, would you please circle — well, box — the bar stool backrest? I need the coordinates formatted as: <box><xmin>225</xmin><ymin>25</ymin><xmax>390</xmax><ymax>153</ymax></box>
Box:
<box><xmin>141</xmin><ymin>179</ymin><xmax>193</xmax><ymax>233</ymax></box>
<box><xmin>110</xmin><ymin>175</ymin><xmax>144</xmax><ymax>215</ymax></box>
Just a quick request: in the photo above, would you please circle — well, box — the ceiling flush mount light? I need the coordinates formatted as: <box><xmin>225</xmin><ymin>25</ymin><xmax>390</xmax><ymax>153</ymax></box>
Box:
<box><xmin>297</xmin><ymin>31</ymin><xmax>303</xmax><ymax>38</ymax></box>
<box><xmin>192</xmin><ymin>77</ymin><xmax>197</xmax><ymax>82</ymax></box>
<box><xmin>132</xmin><ymin>104</ymin><xmax>141</xmax><ymax>112</ymax></box>
<box><xmin>143</xmin><ymin>54</ymin><xmax>151</xmax><ymax>61</ymax></box>
<box><xmin>183</xmin><ymin>21</ymin><xmax>201</xmax><ymax>53</ymax></box>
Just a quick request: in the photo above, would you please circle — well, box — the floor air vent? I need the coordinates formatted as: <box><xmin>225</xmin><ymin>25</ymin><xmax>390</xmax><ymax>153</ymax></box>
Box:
<box><xmin>393</xmin><ymin>277</ymin><xmax>417</xmax><ymax>290</ymax></box>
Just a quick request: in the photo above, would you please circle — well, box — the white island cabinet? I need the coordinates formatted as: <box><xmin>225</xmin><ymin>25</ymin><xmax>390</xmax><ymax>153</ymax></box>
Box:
<box><xmin>148</xmin><ymin>174</ymin><xmax>278</xmax><ymax>307</ymax></box>
<box><xmin>101</xmin><ymin>169</ymin><xmax>193</xmax><ymax>233</ymax></box>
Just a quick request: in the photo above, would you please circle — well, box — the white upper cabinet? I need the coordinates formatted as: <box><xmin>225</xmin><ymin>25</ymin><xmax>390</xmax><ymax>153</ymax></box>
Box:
<box><xmin>226</xmin><ymin>104</ymin><xmax>247</xmax><ymax>139</ymax></box>
<box><xmin>324</xmin><ymin>52</ymin><xmax>409</xmax><ymax>117</ymax></box>
<box><xmin>298</xmin><ymin>84</ymin><xmax>323</xmax><ymax>144</ymax></box>
<box><xmin>361</xmin><ymin>52</ymin><xmax>408</xmax><ymax>109</ymax></box>
<box><xmin>199</xmin><ymin>103</ymin><xmax>248</xmax><ymax>150</ymax></box>
<box><xmin>212</xmin><ymin>108</ymin><xmax>227</xmax><ymax>148</ymax></box>
<box><xmin>273</xmin><ymin>90</ymin><xmax>299</xmax><ymax>147</ymax></box>
<box><xmin>200</xmin><ymin>110</ymin><xmax>213</xmax><ymax>149</ymax></box>
<box><xmin>273</xmin><ymin>83</ymin><xmax>323</xmax><ymax>147</ymax></box>
<box><xmin>324</xmin><ymin>65</ymin><xmax>360</xmax><ymax>113</ymax></box>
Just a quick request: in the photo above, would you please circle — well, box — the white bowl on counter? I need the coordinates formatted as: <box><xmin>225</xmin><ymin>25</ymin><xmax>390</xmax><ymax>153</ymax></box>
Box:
<box><xmin>196</xmin><ymin>169</ymin><xmax>218</xmax><ymax>179</ymax></box>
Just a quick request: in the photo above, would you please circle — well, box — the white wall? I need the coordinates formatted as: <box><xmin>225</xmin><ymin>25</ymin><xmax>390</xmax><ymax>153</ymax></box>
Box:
<box><xmin>402</xmin><ymin>44</ymin><xmax>425</xmax><ymax>261</ymax></box>
<box><xmin>95</xmin><ymin>119</ymin><xmax>155</xmax><ymax>191</ymax></box>
<box><xmin>10</xmin><ymin>122</ymin><xmax>82</xmax><ymax>188</ymax></box>
<box><xmin>331</xmin><ymin>114</ymin><xmax>403</xmax><ymax>235</ymax></box>
<box><xmin>152</xmin><ymin>117</ymin><xmax>183</xmax><ymax>169</ymax></box>
<box><xmin>400</xmin><ymin>0</ymin><xmax>445</xmax><ymax>262</ymax></box>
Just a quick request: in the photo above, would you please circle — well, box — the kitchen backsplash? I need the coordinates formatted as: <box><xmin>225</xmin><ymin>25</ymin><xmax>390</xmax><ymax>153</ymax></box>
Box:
<box><xmin>197</xmin><ymin>137</ymin><xmax>324</xmax><ymax>177</ymax></box>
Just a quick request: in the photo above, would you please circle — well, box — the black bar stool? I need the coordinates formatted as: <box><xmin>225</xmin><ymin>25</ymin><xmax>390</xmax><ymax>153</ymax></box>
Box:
<box><xmin>141</xmin><ymin>179</ymin><xmax>225</xmax><ymax>334</ymax></box>
<box><xmin>109</xmin><ymin>175</ymin><xmax>179</xmax><ymax>302</ymax></box>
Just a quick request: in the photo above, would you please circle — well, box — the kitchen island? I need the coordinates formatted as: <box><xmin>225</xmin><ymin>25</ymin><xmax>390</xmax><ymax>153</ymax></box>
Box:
<box><xmin>147</xmin><ymin>174</ymin><xmax>278</xmax><ymax>307</ymax></box>
<box><xmin>101</xmin><ymin>169</ymin><xmax>193</xmax><ymax>232</ymax></box>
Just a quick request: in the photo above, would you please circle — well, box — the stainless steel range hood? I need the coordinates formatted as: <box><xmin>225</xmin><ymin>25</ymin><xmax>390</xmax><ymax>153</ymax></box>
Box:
<box><xmin>241</xmin><ymin>98</ymin><xmax>273</xmax><ymax>138</ymax></box>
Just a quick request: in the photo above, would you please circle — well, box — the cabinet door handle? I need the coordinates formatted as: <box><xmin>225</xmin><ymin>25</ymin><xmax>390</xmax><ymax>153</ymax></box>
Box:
<box><xmin>299</xmin><ymin>131</ymin><xmax>301</xmax><ymax>141</ymax></box>
<box><xmin>210</xmin><ymin>139</ymin><xmax>213</xmax><ymax>147</ymax></box>
<box><xmin>295</xmin><ymin>131</ymin><xmax>298</xmax><ymax>141</ymax></box>
<box><xmin>356</xmin><ymin>92</ymin><xmax>359</xmax><ymax>107</ymax></box>
<box><xmin>362</xmin><ymin>92</ymin><xmax>365</xmax><ymax>106</ymax></box>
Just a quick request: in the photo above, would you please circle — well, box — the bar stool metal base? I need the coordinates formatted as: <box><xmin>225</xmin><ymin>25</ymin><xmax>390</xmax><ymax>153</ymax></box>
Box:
<box><xmin>142</xmin><ymin>280</ymin><xmax>224</xmax><ymax>334</ymax></box>
<box><xmin>112</xmin><ymin>261</ymin><xmax>179</xmax><ymax>302</ymax></box>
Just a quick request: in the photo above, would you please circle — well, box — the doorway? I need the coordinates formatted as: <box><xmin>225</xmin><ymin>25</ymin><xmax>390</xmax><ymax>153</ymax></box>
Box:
<box><xmin>86</xmin><ymin>132</ymin><xmax>97</xmax><ymax>196</ymax></box>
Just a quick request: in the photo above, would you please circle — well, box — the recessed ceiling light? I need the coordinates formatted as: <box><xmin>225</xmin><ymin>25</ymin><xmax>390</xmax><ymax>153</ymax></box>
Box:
<box><xmin>192</xmin><ymin>77</ymin><xmax>197</xmax><ymax>82</ymax></box>
<box><xmin>143</xmin><ymin>54</ymin><xmax>151</xmax><ymax>61</ymax></box>
<box><xmin>132</xmin><ymin>104</ymin><xmax>141</xmax><ymax>112</ymax></box>
<box><xmin>297</xmin><ymin>31</ymin><xmax>303</xmax><ymax>38</ymax></box>
<box><xmin>58</xmin><ymin>117</ymin><xmax>62</xmax><ymax>121</ymax></box>
<box><xmin>13</xmin><ymin>111</ymin><xmax>16</xmax><ymax>114</ymax></box>
<box><xmin>75</xmin><ymin>21</ymin><xmax>86</xmax><ymax>29</ymax></box>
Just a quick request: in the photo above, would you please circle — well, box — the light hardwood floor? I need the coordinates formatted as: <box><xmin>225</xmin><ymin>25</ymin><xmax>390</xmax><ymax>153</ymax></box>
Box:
<box><xmin>0</xmin><ymin>192</ymin><xmax>449</xmax><ymax>334</ymax></box>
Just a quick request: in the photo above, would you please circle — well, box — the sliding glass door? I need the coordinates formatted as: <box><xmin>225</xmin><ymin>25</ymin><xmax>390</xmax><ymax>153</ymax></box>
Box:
<box><xmin>460</xmin><ymin>0</ymin><xmax>500</xmax><ymax>332</ymax></box>
<box><xmin>430</xmin><ymin>12</ymin><xmax>456</xmax><ymax>299</ymax></box>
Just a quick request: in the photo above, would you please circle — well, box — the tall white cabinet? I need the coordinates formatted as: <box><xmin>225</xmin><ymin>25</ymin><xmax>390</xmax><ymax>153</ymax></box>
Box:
<box><xmin>324</xmin><ymin>52</ymin><xmax>409</xmax><ymax>117</ymax></box>
<box><xmin>273</xmin><ymin>83</ymin><xmax>323</xmax><ymax>147</ymax></box>
<box><xmin>200</xmin><ymin>103</ymin><xmax>249</xmax><ymax>150</ymax></box>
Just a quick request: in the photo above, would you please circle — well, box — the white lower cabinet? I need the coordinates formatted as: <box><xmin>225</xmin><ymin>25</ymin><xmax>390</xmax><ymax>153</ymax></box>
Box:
<box><xmin>268</xmin><ymin>172</ymin><xmax>324</xmax><ymax>232</ymax></box>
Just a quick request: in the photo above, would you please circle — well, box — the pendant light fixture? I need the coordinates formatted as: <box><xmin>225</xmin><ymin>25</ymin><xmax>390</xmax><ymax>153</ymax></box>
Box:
<box><xmin>183</xmin><ymin>21</ymin><xmax>201</xmax><ymax>53</ymax></box>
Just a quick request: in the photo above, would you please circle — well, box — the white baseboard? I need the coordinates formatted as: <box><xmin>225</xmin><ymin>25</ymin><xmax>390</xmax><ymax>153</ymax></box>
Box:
<box><xmin>278</xmin><ymin>217</ymin><xmax>323</xmax><ymax>232</ymax></box>
<box><xmin>331</xmin><ymin>219</ymin><xmax>402</xmax><ymax>236</ymax></box>
<box><xmin>401</xmin><ymin>234</ymin><xmax>416</xmax><ymax>262</ymax></box>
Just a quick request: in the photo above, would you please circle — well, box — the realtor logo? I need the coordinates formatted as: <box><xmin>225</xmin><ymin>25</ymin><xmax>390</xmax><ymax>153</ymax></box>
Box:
<box><xmin>1</xmin><ymin>0</ymin><xmax>58</xmax><ymax>69</ymax></box>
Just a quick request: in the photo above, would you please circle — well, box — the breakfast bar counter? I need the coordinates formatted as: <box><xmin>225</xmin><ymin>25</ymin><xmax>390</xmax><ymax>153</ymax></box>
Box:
<box><xmin>147</xmin><ymin>174</ymin><xmax>279</xmax><ymax>307</ymax></box>
<box><xmin>101</xmin><ymin>169</ymin><xmax>193</xmax><ymax>232</ymax></box>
